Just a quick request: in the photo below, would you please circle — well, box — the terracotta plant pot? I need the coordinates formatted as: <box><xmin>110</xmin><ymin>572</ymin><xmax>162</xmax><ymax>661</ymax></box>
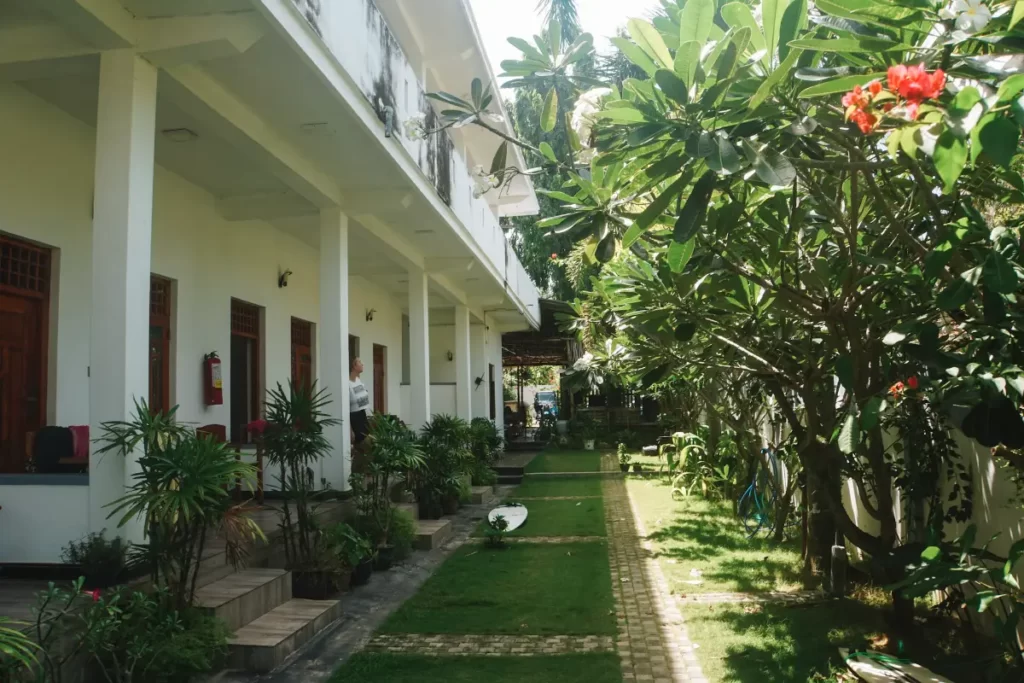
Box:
<box><xmin>374</xmin><ymin>544</ymin><xmax>395</xmax><ymax>571</ymax></box>
<box><xmin>351</xmin><ymin>557</ymin><xmax>373</xmax><ymax>586</ymax></box>
<box><xmin>292</xmin><ymin>570</ymin><xmax>344</xmax><ymax>599</ymax></box>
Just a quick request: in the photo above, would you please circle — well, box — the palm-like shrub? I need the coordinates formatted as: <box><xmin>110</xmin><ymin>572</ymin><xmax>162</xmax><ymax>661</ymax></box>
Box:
<box><xmin>0</xmin><ymin>617</ymin><xmax>37</xmax><ymax>675</ymax></box>
<box><xmin>416</xmin><ymin>415</ymin><xmax>473</xmax><ymax>517</ymax></box>
<box><xmin>99</xmin><ymin>401</ymin><xmax>264</xmax><ymax>608</ymax></box>
<box><xmin>259</xmin><ymin>381</ymin><xmax>338</xmax><ymax>571</ymax></box>
<box><xmin>354</xmin><ymin>414</ymin><xmax>424</xmax><ymax>547</ymax></box>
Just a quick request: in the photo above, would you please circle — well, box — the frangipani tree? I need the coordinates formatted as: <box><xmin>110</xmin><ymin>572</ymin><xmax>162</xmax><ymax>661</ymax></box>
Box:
<box><xmin>427</xmin><ymin>0</ymin><xmax>1024</xmax><ymax>617</ymax></box>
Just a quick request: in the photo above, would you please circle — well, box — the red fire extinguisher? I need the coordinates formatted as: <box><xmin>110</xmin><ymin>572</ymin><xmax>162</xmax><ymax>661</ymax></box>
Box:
<box><xmin>203</xmin><ymin>352</ymin><xmax>223</xmax><ymax>406</ymax></box>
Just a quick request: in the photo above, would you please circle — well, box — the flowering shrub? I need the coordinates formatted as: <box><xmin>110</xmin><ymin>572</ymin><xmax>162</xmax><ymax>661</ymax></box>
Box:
<box><xmin>842</xmin><ymin>65</ymin><xmax>947</xmax><ymax>133</ymax></box>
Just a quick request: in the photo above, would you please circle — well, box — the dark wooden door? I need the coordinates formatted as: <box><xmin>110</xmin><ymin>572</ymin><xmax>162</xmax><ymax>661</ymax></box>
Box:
<box><xmin>230</xmin><ymin>300</ymin><xmax>261</xmax><ymax>444</ymax></box>
<box><xmin>372</xmin><ymin>344</ymin><xmax>386</xmax><ymax>414</ymax></box>
<box><xmin>149</xmin><ymin>276</ymin><xmax>171</xmax><ymax>415</ymax></box>
<box><xmin>291</xmin><ymin>318</ymin><xmax>313</xmax><ymax>390</ymax></box>
<box><xmin>489</xmin><ymin>363</ymin><xmax>496</xmax><ymax>420</ymax></box>
<box><xmin>0</xmin><ymin>294</ymin><xmax>44</xmax><ymax>473</ymax></box>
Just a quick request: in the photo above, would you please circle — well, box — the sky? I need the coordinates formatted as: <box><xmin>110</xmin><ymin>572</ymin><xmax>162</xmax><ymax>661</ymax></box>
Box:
<box><xmin>468</xmin><ymin>0</ymin><xmax>663</xmax><ymax>78</ymax></box>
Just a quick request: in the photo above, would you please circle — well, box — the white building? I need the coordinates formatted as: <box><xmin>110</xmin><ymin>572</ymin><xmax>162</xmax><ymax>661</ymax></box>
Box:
<box><xmin>0</xmin><ymin>0</ymin><xmax>540</xmax><ymax>564</ymax></box>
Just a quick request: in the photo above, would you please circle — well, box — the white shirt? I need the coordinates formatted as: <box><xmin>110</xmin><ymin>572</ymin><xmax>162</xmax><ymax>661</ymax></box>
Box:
<box><xmin>349</xmin><ymin>376</ymin><xmax>371</xmax><ymax>414</ymax></box>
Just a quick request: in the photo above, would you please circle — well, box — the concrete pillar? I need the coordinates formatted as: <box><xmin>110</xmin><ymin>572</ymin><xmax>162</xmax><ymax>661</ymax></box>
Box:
<box><xmin>88</xmin><ymin>50</ymin><xmax>158</xmax><ymax>538</ymax></box>
<box><xmin>454</xmin><ymin>305</ymin><xmax>472</xmax><ymax>421</ymax></box>
<box><xmin>470</xmin><ymin>321</ymin><xmax>487</xmax><ymax>420</ymax></box>
<box><xmin>319</xmin><ymin>208</ymin><xmax>351</xmax><ymax>490</ymax></box>
<box><xmin>408</xmin><ymin>267</ymin><xmax>430</xmax><ymax>430</ymax></box>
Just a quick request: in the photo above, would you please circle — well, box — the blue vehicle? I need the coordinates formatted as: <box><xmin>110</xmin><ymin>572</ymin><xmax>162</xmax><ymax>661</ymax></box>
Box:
<box><xmin>533</xmin><ymin>390</ymin><xmax>559</xmax><ymax>418</ymax></box>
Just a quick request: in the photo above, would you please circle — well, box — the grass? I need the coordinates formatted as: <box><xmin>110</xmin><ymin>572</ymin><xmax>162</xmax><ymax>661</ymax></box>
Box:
<box><xmin>511</xmin><ymin>477</ymin><xmax>604</xmax><ymax>498</ymax></box>
<box><xmin>626</xmin><ymin>478</ymin><xmax>806</xmax><ymax>595</ymax></box>
<box><xmin>329</xmin><ymin>653</ymin><xmax>623</xmax><ymax>683</ymax></box>
<box><xmin>380</xmin><ymin>541</ymin><xmax>616</xmax><ymax>635</ymax></box>
<box><xmin>473</xmin><ymin>498</ymin><xmax>606</xmax><ymax>537</ymax></box>
<box><xmin>525</xmin><ymin>450</ymin><xmax>604</xmax><ymax>473</ymax></box>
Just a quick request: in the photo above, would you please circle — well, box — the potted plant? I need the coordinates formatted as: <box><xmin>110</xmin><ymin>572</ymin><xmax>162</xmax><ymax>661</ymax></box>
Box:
<box><xmin>632</xmin><ymin>462</ymin><xmax>644</xmax><ymax>473</ymax></box>
<box><xmin>61</xmin><ymin>530</ymin><xmax>129</xmax><ymax>590</ymax></box>
<box><xmin>354</xmin><ymin>414</ymin><xmax>425</xmax><ymax>569</ymax></box>
<box><xmin>259</xmin><ymin>381</ymin><xmax>344</xmax><ymax>598</ymax></box>
<box><xmin>573</xmin><ymin>413</ymin><xmax>599</xmax><ymax>451</ymax></box>
<box><xmin>328</xmin><ymin>523</ymin><xmax>374</xmax><ymax>587</ymax></box>
<box><xmin>416</xmin><ymin>415</ymin><xmax>472</xmax><ymax>519</ymax></box>
<box><xmin>617</xmin><ymin>444</ymin><xmax>632</xmax><ymax>473</ymax></box>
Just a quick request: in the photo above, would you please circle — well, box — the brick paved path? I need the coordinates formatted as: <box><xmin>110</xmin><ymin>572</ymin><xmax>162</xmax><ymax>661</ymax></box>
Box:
<box><xmin>514</xmin><ymin>495</ymin><xmax>604</xmax><ymax>500</ymax></box>
<box><xmin>605</xmin><ymin>476</ymin><xmax>708</xmax><ymax>683</ymax></box>
<box><xmin>465</xmin><ymin>535</ymin><xmax>605</xmax><ymax>544</ymax></box>
<box><xmin>365</xmin><ymin>633</ymin><xmax>615</xmax><ymax>656</ymax></box>
<box><xmin>680</xmin><ymin>590</ymin><xmax>823</xmax><ymax>605</ymax></box>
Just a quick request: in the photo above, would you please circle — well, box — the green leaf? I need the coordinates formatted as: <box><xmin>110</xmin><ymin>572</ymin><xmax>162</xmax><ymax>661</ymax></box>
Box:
<box><xmin>787</xmin><ymin>37</ymin><xmax>909</xmax><ymax>52</ymax></box>
<box><xmin>933</xmin><ymin>129</ymin><xmax>967</xmax><ymax>193</ymax></box>
<box><xmin>489</xmin><ymin>141</ymin><xmax>508</xmax><ymax>176</ymax></box>
<box><xmin>997</xmin><ymin>74</ymin><xmax>1024</xmax><ymax>104</ymax></box>
<box><xmin>721</xmin><ymin>3</ymin><xmax>767</xmax><ymax>61</ymax></box>
<box><xmin>536</xmin><ymin>189</ymin><xmax>580</xmax><ymax>204</ymax></box>
<box><xmin>622</xmin><ymin>223</ymin><xmax>644</xmax><ymax>249</ymax></box>
<box><xmin>1008</xmin><ymin>377</ymin><xmax>1024</xmax><ymax>398</ymax></box>
<box><xmin>861</xmin><ymin>396</ymin><xmax>885</xmax><ymax>431</ymax></box>
<box><xmin>674</xmin><ymin>171</ymin><xmax>717</xmax><ymax>243</ymax></box>
<box><xmin>762</xmin><ymin>0</ymin><xmax>786</xmax><ymax>64</ymax></box>
<box><xmin>548</xmin><ymin>18</ymin><xmax>562</xmax><ymax>57</ymax></box>
<box><xmin>679</xmin><ymin>0</ymin><xmax>716</xmax><ymax>47</ymax></box>
<box><xmin>508</xmin><ymin>37</ymin><xmax>548</xmax><ymax>64</ymax></box>
<box><xmin>750</xmin><ymin>49</ymin><xmax>802</xmax><ymax>111</ymax></box>
<box><xmin>977</xmin><ymin>116</ymin><xmax>1020</xmax><ymax>169</ymax></box>
<box><xmin>667</xmin><ymin>239</ymin><xmax>696</xmax><ymax>273</ymax></box>
<box><xmin>655</xmin><ymin>69</ymin><xmax>689</xmax><ymax>105</ymax></box>
<box><xmin>627</xmin><ymin>18</ymin><xmax>673</xmax><ymax>70</ymax></box>
<box><xmin>936</xmin><ymin>277</ymin><xmax>974</xmax><ymax>311</ymax></box>
<box><xmin>595</xmin><ymin>232</ymin><xmax>616</xmax><ymax>263</ymax></box>
<box><xmin>675</xmin><ymin>40</ymin><xmax>702</xmax><ymax>88</ymax></box>
<box><xmin>1012</xmin><ymin>0</ymin><xmax>1024</xmax><ymax>29</ymax></box>
<box><xmin>635</xmin><ymin>174</ymin><xmax>688</xmax><ymax>231</ymax></box>
<box><xmin>706</xmin><ymin>134</ymin><xmax>745</xmax><ymax>175</ymax></box>
<box><xmin>597</xmin><ymin>108</ymin><xmax>647</xmax><ymax>123</ymax></box>
<box><xmin>984</xmin><ymin>251</ymin><xmax>1019</xmax><ymax>294</ymax></box>
<box><xmin>610</xmin><ymin>37</ymin><xmax>658</xmax><ymax>77</ymax></box>
<box><xmin>674</xmin><ymin>320</ymin><xmax>698</xmax><ymax>341</ymax></box>
<box><xmin>471</xmin><ymin>77</ymin><xmax>483</xmax><ymax>109</ymax></box>
<box><xmin>921</xmin><ymin>546</ymin><xmax>942</xmax><ymax>562</ymax></box>
<box><xmin>969</xmin><ymin>590</ymin><xmax>1000</xmax><ymax>614</ymax></box>
<box><xmin>539</xmin><ymin>141</ymin><xmax>557</xmax><ymax>163</ymax></box>
<box><xmin>753</xmin><ymin>147</ymin><xmax>796</xmax><ymax>187</ymax></box>
<box><xmin>714</xmin><ymin>27</ymin><xmax>751</xmax><ymax>81</ymax></box>
<box><xmin>836</xmin><ymin>356</ymin><xmax>853</xmax><ymax>391</ymax></box>
<box><xmin>541</xmin><ymin>88</ymin><xmax>558</xmax><ymax>132</ymax></box>
<box><xmin>798</xmin><ymin>72</ymin><xmax>888</xmax><ymax>98</ymax></box>
<box><xmin>839</xmin><ymin>410</ymin><xmax>860</xmax><ymax>454</ymax></box>
<box><xmin>778</xmin><ymin>0</ymin><xmax>808</xmax><ymax>62</ymax></box>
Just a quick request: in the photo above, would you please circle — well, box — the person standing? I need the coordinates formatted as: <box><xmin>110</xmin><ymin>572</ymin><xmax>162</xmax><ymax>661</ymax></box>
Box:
<box><xmin>349</xmin><ymin>357</ymin><xmax>372</xmax><ymax>472</ymax></box>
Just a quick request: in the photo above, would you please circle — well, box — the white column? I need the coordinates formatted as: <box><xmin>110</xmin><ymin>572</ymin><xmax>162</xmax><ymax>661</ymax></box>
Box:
<box><xmin>408</xmin><ymin>267</ymin><xmax>430</xmax><ymax>430</ymax></box>
<box><xmin>470</xmin><ymin>322</ymin><xmax>487</xmax><ymax>419</ymax></box>
<box><xmin>89</xmin><ymin>50</ymin><xmax>158</xmax><ymax>537</ymax></box>
<box><xmin>319</xmin><ymin>208</ymin><xmax>350</xmax><ymax>490</ymax></box>
<box><xmin>454</xmin><ymin>305</ymin><xmax>472</xmax><ymax>420</ymax></box>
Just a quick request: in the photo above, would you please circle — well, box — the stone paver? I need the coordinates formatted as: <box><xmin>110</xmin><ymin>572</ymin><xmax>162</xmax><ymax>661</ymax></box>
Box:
<box><xmin>365</xmin><ymin>633</ymin><xmax>615</xmax><ymax>656</ymax></box>
<box><xmin>606</xmin><ymin>475</ymin><xmax>708</xmax><ymax>683</ymax></box>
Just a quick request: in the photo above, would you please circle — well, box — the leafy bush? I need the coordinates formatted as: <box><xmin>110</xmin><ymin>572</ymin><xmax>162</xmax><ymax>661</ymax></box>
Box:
<box><xmin>389</xmin><ymin>507</ymin><xmax>417</xmax><ymax>561</ymax></box>
<box><xmin>470</xmin><ymin>460</ymin><xmax>497</xmax><ymax>487</ymax></box>
<box><xmin>469</xmin><ymin>418</ymin><xmax>503</xmax><ymax>465</ymax></box>
<box><xmin>61</xmin><ymin>530</ymin><xmax>129</xmax><ymax>590</ymax></box>
<box><xmin>484</xmin><ymin>514</ymin><xmax>509</xmax><ymax>549</ymax></box>
<box><xmin>458</xmin><ymin>478</ymin><xmax>473</xmax><ymax>504</ymax></box>
<box><xmin>0</xmin><ymin>617</ymin><xmax>37</xmax><ymax>675</ymax></box>
<box><xmin>415</xmin><ymin>415</ymin><xmax>473</xmax><ymax>516</ymax></box>
<box><xmin>325</xmin><ymin>523</ymin><xmax>374</xmax><ymax>569</ymax></box>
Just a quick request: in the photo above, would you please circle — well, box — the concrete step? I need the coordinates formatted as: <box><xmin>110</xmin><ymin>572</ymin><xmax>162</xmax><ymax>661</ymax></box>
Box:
<box><xmin>227</xmin><ymin>598</ymin><xmax>342</xmax><ymax>673</ymax></box>
<box><xmin>394</xmin><ymin>501</ymin><xmax>419</xmax><ymax>521</ymax></box>
<box><xmin>195</xmin><ymin>568</ymin><xmax>291</xmax><ymax>632</ymax></box>
<box><xmin>470</xmin><ymin>486</ymin><xmax>496</xmax><ymax>506</ymax></box>
<box><xmin>493</xmin><ymin>465</ymin><xmax>526</xmax><ymax>476</ymax></box>
<box><xmin>413</xmin><ymin>518</ymin><xmax>453</xmax><ymax>550</ymax></box>
<box><xmin>497</xmin><ymin>475</ymin><xmax>523</xmax><ymax>485</ymax></box>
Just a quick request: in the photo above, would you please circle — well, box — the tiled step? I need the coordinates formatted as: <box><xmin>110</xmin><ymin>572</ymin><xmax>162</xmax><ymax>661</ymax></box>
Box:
<box><xmin>414</xmin><ymin>518</ymin><xmax>453</xmax><ymax>550</ymax></box>
<box><xmin>195</xmin><ymin>568</ymin><xmax>291</xmax><ymax>631</ymax></box>
<box><xmin>497</xmin><ymin>474</ymin><xmax>523</xmax><ymax>485</ymax></box>
<box><xmin>394</xmin><ymin>501</ymin><xmax>419</xmax><ymax>521</ymax></box>
<box><xmin>227</xmin><ymin>598</ymin><xmax>342</xmax><ymax>673</ymax></box>
<box><xmin>470</xmin><ymin>486</ymin><xmax>496</xmax><ymax>505</ymax></box>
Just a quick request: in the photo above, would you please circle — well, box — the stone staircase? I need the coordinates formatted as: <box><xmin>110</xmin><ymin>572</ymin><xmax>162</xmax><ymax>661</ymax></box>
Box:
<box><xmin>394</xmin><ymin>500</ymin><xmax>455</xmax><ymax>551</ymax></box>
<box><xmin>494</xmin><ymin>465</ymin><xmax>526</xmax><ymax>485</ymax></box>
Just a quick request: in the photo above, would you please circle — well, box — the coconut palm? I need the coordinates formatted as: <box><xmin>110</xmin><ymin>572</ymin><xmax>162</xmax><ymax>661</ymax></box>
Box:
<box><xmin>535</xmin><ymin>0</ymin><xmax>579</xmax><ymax>38</ymax></box>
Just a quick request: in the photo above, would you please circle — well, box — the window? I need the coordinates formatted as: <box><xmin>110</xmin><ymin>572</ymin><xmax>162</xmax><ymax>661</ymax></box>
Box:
<box><xmin>149</xmin><ymin>276</ymin><xmax>172</xmax><ymax>415</ymax></box>
<box><xmin>291</xmin><ymin>318</ymin><xmax>314</xmax><ymax>390</ymax></box>
<box><xmin>0</xmin><ymin>235</ymin><xmax>50</xmax><ymax>473</ymax></box>
<box><xmin>230</xmin><ymin>299</ymin><xmax>262</xmax><ymax>444</ymax></box>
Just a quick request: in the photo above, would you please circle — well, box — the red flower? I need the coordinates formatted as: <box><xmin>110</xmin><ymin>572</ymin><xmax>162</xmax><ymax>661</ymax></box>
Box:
<box><xmin>849</xmin><ymin>108</ymin><xmax>879</xmax><ymax>134</ymax></box>
<box><xmin>86</xmin><ymin>589</ymin><xmax>101</xmax><ymax>602</ymax></box>
<box><xmin>868</xmin><ymin>80</ymin><xmax>882</xmax><ymax>96</ymax></box>
<box><xmin>889</xmin><ymin>381</ymin><xmax>905</xmax><ymax>397</ymax></box>
<box><xmin>907</xmin><ymin>376</ymin><xmax>919</xmax><ymax>390</ymax></box>
<box><xmin>887</xmin><ymin>64</ymin><xmax>945</xmax><ymax>103</ymax></box>
<box><xmin>842</xmin><ymin>85</ymin><xmax>871</xmax><ymax>110</ymax></box>
<box><xmin>551</xmin><ymin>253</ymin><xmax>558</xmax><ymax>260</ymax></box>
<box><xmin>246</xmin><ymin>419</ymin><xmax>269</xmax><ymax>436</ymax></box>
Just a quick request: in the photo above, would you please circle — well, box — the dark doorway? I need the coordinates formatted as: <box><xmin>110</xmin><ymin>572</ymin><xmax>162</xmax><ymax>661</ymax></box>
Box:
<box><xmin>291</xmin><ymin>318</ymin><xmax>313</xmax><ymax>390</ymax></box>
<box><xmin>149</xmin><ymin>276</ymin><xmax>172</xmax><ymax>415</ymax></box>
<box><xmin>372</xmin><ymin>344</ymin><xmax>387</xmax><ymax>413</ymax></box>
<box><xmin>230</xmin><ymin>299</ymin><xmax>261</xmax><ymax>444</ymax></box>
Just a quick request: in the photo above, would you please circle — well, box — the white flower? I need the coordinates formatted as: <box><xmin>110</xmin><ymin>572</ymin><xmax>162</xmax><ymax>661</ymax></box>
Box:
<box><xmin>482</xmin><ymin>111</ymin><xmax>506</xmax><ymax>125</ymax></box>
<box><xmin>571</xmin><ymin>88</ymin><xmax>612</xmax><ymax>146</ymax></box>
<box><xmin>471</xmin><ymin>165</ymin><xmax>501</xmax><ymax>198</ymax></box>
<box><xmin>946</xmin><ymin>0</ymin><xmax>991</xmax><ymax>33</ymax></box>
<box><xmin>402</xmin><ymin>115</ymin><xmax>426</xmax><ymax>140</ymax></box>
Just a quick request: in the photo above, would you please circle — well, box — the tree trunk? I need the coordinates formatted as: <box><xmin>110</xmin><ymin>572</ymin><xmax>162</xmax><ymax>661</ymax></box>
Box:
<box><xmin>805</xmin><ymin>463</ymin><xmax>837</xmax><ymax>581</ymax></box>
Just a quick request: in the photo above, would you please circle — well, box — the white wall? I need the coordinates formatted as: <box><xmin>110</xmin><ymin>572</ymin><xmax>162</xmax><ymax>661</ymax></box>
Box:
<box><xmin>348</xmin><ymin>277</ymin><xmax>404</xmax><ymax>417</ymax></box>
<box><xmin>0</xmin><ymin>485</ymin><xmax>89</xmax><ymax>563</ymax></box>
<box><xmin>429</xmin><ymin>324</ymin><xmax>456</xmax><ymax>384</ymax></box>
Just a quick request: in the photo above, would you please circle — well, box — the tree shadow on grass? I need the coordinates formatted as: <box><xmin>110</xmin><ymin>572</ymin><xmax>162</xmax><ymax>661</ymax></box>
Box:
<box><xmin>703</xmin><ymin>555</ymin><xmax>810</xmax><ymax>593</ymax></box>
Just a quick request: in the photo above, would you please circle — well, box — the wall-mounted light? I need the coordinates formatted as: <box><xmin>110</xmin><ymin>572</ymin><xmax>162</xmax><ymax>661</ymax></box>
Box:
<box><xmin>365</xmin><ymin>308</ymin><xmax>376</xmax><ymax>322</ymax></box>
<box><xmin>446</xmin><ymin>350</ymin><xmax>454</xmax><ymax>362</ymax></box>
<box><xmin>278</xmin><ymin>269</ymin><xmax>292</xmax><ymax>288</ymax></box>
<box><xmin>474</xmin><ymin>376</ymin><xmax>484</xmax><ymax>389</ymax></box>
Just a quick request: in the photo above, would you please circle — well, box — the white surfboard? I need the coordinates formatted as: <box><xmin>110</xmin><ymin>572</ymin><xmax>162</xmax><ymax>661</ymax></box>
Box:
<box><xmin>488</xmin><ymin>504</ymin><xmax>528</xmax><ymax>531</ymax></box>
<box><xmin>840</xmin><ymin>648</ymin><xmax>955</xmax><ymax>683</ymax></box>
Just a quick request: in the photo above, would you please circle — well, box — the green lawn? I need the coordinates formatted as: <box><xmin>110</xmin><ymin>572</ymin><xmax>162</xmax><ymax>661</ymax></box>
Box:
<box><xmin>626</xmin><ymin>478</ymin><xmax>806</xmax><ymax>594</ymax></box>
<box><xmin>329</xmin><ymin>654</ymin><xmax>623</xmax><ymax>683</ymax></box>
<box><xmin>511</xmin><ymin>477</ymin><xmax>604</xmax><ymax>498</ymax></box>
<box><xmin>474</xmin><ymin>498</ymin><xmax>606</xmax><ymax>537</ymax></box>
<box><xmin>380</xmin><ymin>542</ymin><xmax>616</xmax><ymax>635</ymax></box>
<box><xmin>525</xmin><ymin>450</ymin><xmax>604</xmax><ymax>473</ymax></box>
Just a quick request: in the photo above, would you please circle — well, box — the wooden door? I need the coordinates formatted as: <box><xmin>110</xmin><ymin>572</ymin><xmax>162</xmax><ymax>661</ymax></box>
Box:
<box><xmin>230</xmin><ymin>299</ymin><xmax>261</xmax><ymax>444</ymax></box>
<box><xmin>372</xmin><ymin>344</ymin><xmax>386</xmax><ymax>413</ymax></box>
<box><xmin>489</xmin><ymin>363</ymin><xmax>496</xmax><ymax>420</ymax></box>
<box><xmin>291</xmin><ymin>318</ymin><xmax>313</xmax><ymax>390</ymax></box>
<box><xmin>0</xmin><ymin>237</ymin><xmax>49</xmax><ymax>473</ymax></box>
<box><xmin>149</xmin><ymin>276</ymin><xmax>171</xmax><ymax>415</ymax></box>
